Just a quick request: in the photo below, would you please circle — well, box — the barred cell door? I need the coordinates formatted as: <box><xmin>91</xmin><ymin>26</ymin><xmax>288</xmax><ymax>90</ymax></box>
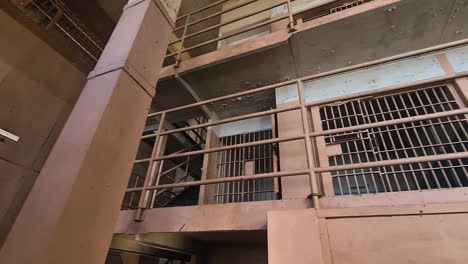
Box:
<box><xmin>311</xmin><ymin>84</ymin><xmax>468</xmax><ymax>196</ymax></box>
<box><xmin>214</xmin><ymin>130</ymin><xmax>279</xmax><ymax>203</ymax></box>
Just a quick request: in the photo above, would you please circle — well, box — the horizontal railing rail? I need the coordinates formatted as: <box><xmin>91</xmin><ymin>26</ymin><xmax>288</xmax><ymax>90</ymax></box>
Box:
<box><xmin>166</xmin><ymin>0</ymin><xmax>370</xmax><ymax>64</ymax></box>
<box><xmin>128</xmin><ymin>38</ymin><xmax>468</xmax><ymax>220</ymax></box>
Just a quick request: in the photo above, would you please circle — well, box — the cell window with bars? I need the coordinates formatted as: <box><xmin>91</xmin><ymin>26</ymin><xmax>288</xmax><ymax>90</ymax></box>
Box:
<box><xmin>319</xmin><ymin>85</ymin><xmax>468</xmax><ymax>196</ymax></box>
<box><xmin>215</xmin><ymin>130</ymin><xmax>277</xmax><ymax>203</ymax></box>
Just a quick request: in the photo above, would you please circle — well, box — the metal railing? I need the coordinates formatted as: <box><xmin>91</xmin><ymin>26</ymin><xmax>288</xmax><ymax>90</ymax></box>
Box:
<box><xmin>125</xmin><ymin>38</ymin><xmax>468</xmax><ymax>220</ymax></box>
<box><xmin>16</xmin><ymin>0</ymin><xmax>104</xmax><ymax>62</ymax></box>
<box><xmin>165</xmin><ymin>0</ymin><xmax>373</xmax><ymax>65</ymax></box>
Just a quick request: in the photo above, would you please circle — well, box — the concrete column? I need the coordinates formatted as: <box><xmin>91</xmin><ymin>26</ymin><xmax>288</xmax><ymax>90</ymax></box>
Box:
<box><xmin>267</xmin><ymin>209</ymin><xmax>323</xmax><ymax>264</ymax></box>
<box><xmin>277</xmin><ymin>102</ymin><xmax>311</xmax><ymax>199</ymax></box>
<box><xmin>0</xmin><ymin>1</ymin><xmax>179</xmax><ymax>263</ymax></box>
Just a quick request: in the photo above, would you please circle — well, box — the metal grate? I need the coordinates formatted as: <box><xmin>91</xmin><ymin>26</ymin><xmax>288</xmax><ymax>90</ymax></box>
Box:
<box><xmin>19</xmin><ymin>0</ymin><xmax>104</xmax><ymax>62</ymax></box>
<box><xmin>319</xmin><ymin>85</ymin><xmax>468</xmax><ymax>195</ymax></box>
<box><xmin>215</xmin><ymin>130</ymin><xmax>276</xmax><ymax>203</ymax></box>
<box><xmin>330</xmin><ymin>0</ymin><xmax>365</xmax><ymax>13</ymax></box>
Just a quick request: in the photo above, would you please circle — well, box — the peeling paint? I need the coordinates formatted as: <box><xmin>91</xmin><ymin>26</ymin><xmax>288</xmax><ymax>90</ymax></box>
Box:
<box><xmin>212</xmin><ymin>116</ymin><xmax>272</xmax><ymax>137</ymax></box>
<box><xmin>445</xmin><ymin>45</ymin><xmax>468</xmax><ymax>73</ymax></box>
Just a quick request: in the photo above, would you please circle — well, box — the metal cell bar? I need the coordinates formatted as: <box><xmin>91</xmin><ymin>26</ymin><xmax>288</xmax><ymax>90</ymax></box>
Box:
<box><xmin>365</xmin><ymin>97</ymin><xmax>400</xmax><ymax>191</ymax></box>
<box><xmin>309</xmin><ymin>108</ymin><xmax>468</xmax><ymax>137</ymax></box>
<box><xmin>424</xmin><ymin>87</ymin><xmax>466</xmax><ymax>188</ymax></box>
<box><xmin>297</xmin><ymin>80</ymin><xmax>321</xmax><ymax>206</ymax></box>
<box><xmin>405</xmin><ymin>91</ymin><xmax>451</xmax><ymax>188</ymax></box>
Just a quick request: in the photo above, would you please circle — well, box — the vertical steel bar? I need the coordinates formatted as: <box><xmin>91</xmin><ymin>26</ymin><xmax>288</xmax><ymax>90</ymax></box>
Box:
<box><xmin>387</xmin><ymin>95</ymin><xmax>430</xmax><ymax>189</ymax></box>
<box><xmin>135</xmin><ymin>112</ymin><xmax>166</xmax><ymax>220</ymax></box>
<box><xmin>176</xmin><ymin>13</ymin><xmax>190</xmax><ymax>65</ymax></box>
<box><xmin>286</xmin><ymin>0</ymin><xmax>295</xmax><ymax>30</ymax></box>
<box><xmin>407</xmin><ymin>89</ymin><xmax>453</xmax><ymax>188</ymax></box>
<box><xmin>297</xmin><ymin>80</ymin><xmax>321</xmax><ymax>208</ymax></box>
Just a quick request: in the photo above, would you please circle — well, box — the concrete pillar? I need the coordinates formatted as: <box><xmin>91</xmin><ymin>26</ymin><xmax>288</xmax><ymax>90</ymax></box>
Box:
<box><xmin>0</xmin><ymin>1</ymin><xmax>179</xmax><ymax>263</ymax></box>
<box><xmin>277</xmin><ymin>102</ymin><xmax>311</xmax><ymax>199</ymax></box>
<box><xmin>267</xmin><ymin>209</ymin><xmax>323</xmax><ymax>264</ymax></box>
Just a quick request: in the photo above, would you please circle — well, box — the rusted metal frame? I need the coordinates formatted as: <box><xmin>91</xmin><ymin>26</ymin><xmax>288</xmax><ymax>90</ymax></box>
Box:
<box><xmin>135</xmin><ymin>112</ymin><xmax>166</xmax><ymax>220</ymax></box>
<box><xmin>173</xmin><ymin>0</ymin><xmax>259</xmax><ymax>33</ymax></box>
<box><xmin>171</xmin><ymin>1</ymin><xmax>288</xmax><ymax>47</ymax></box>
<box><xmin>153</xmin><ymin>106</ymin><xmax>300</xmax><ymax>137</ymax></box>
<box><xmin>297</xmin><ymin>80</ymin><xmax>321</xmax><ymax>207</ymax></box>
<box><xmin>173</xmin><ymin>13</ymin><xmax>290</xmax><ymax>57</ymax></box>
<box><xmin>175</xmin><ymin>13</ymin><xmax>191</xmax><ymax>66</ymax></box>
<box><xmin>131</xmin><ymin>152</ymin><xmax>468</xmax><ymax>191</ymax></box>
<box><xmin>31</xmin><ymin>1</ymin><xmax>99</xmax><ymax>61</ymax></box>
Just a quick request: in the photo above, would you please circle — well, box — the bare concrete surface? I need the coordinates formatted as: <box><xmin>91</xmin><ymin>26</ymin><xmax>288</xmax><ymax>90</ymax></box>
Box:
<box><xmin>0</xmin><ymin>10</ymin><xmax>86</xmax><ymax>247</ymax></box>
<box><xmin>115</xmin><ymin>199</ymin><xmax>311</xmax><ymax>233</ymax></box>
<box><xmin>0</xmin><ymin>1</ymin><xmax>176</xmax><ymax>263</ymax></box>
<box><xmin>156</xmin><ymin>0</ymin><xmax>468</xmax><ymax>118</ymax></box>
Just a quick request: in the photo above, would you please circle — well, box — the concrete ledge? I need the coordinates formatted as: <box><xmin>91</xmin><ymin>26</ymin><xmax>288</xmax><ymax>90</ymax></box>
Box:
<box><xmin>115</xmin><ymin>199</ymin><xmax>311</xmax><ymax>234</ymax></box>
<box><xmin>320</xmin><ymin>188</ymin><xmax>468</xmax><ymax>209</ymax></box>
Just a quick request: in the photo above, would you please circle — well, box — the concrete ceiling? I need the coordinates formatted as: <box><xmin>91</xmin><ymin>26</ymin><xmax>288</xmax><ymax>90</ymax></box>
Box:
<box><xmin>154</xmin><ymin>0</ymin><xmax>468</xmax><ymax>120</ymax></box>
<box><xmin>97</xmin><ymin>0</ymin><xmax>128</xmax><ymax>22</ymax></box>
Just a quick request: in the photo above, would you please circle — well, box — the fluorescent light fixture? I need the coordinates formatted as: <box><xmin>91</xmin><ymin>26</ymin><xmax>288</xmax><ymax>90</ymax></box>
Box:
<box><xmin>0</xmin><ymin>129</ymin><xmax>20</xmax><ymax>142</ymax></box>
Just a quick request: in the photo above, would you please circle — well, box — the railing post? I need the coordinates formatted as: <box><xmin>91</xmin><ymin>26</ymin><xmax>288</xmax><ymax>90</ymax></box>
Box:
<box><xmin>296</xmin><ymin>80</ymin><xmax>321</xmax><ymax>208</ymax></box>
<box><xmin>286</xmin><ymin>0</ymin><xmax>296</xmax><ymax>32</ymax></box>
<box><xmin>135</xmin><ymin>112</ymin><xmax>167</xmax><ymax>221</ymax></box>
<box><xmin>175</xmin><ymin>13</ymin><xmax>190</xmax><ymax>67</ymax></box>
